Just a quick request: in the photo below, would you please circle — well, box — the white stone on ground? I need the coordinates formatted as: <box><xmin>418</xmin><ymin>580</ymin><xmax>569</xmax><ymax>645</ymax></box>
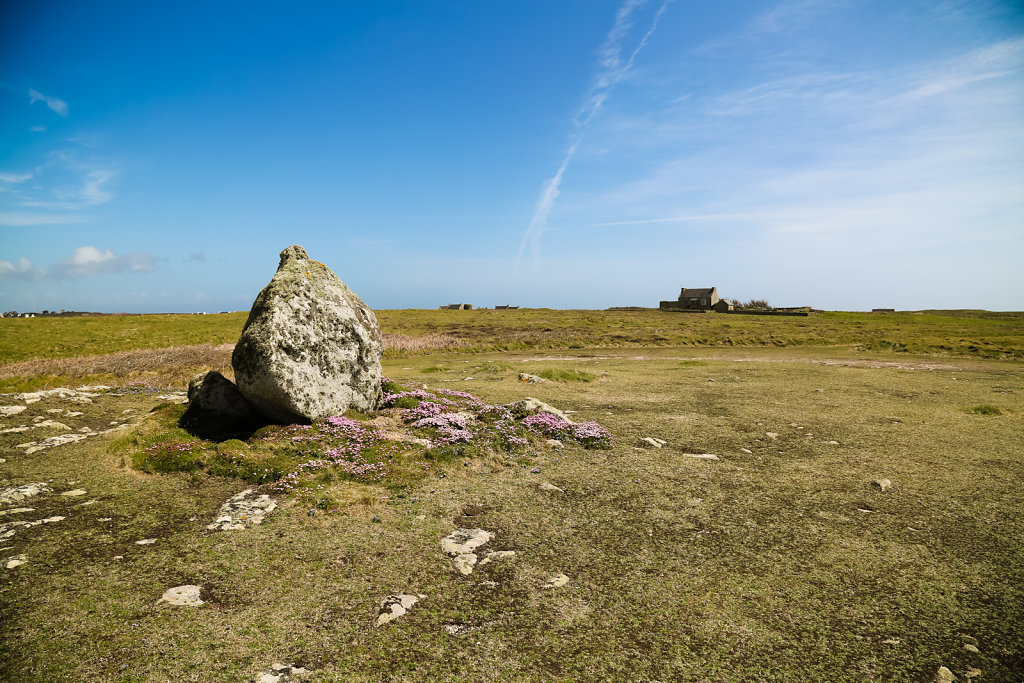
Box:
<box><xmin>873</xmin><ymin>479</ymin><xmax>893</xmax><ymax>491</ymax></box>
<box><xmin>546</xmin><ymin>439</ymin><xmax>564</xmax><ymax>449</ymax></box>
<box><xmin>5</xmin><ymin>554</ymin><xmax>27</xmax><ymax>569</ymax></box>
<box><xmin>963</xmin><ymin>643</ymin><xmax>980</xmax><ymax>653</ymax></box>
<box><xmin>683</xmin><ymin>453</ymin><xmax>720</xmax><ymax>460</ymax></box>
<box><xmin>0</xmin><ymin>406</ymin><xmax>27</xmax><ymax>417</ymax></box>
<box><xmin>508</xmin><ymin>397</ymin><xmax>574</xmax><ymax>424</ymax></box>
<box><xmin>824</xmin><ymin>440</ymin><xmax>840</xmax><ymax>445</ymax></box>
<box><xmin>253</xmin><ymin>662</ymin><xmax>311</xmax><ymax>682</ymax></box>
<box><xmin>935</xmin><ymin>665</ymin><xmax>956</xmax><ymax>682</ymax></box>
<box><xmin>641</xmin><ymin>437</ymin><xmax>666</xmax><ymax>448</ymax></box>
<box><xmin>376</xmin><ymin>594</ymin><xmax>424</xmax><ymax>626</ymax></box>
<box><xmin>61</xmin><ymin>489</ymin><xmax>87</xmax><ymax>497</ymax></box>
<box><xmin>207</xmin><ymin>489</ymin><xmax>277</xmax><ymax>531</ymax></box>
<box><xmin>538</xmin><ymin>482</ymin><xmax>564</xmax><ymax>494</ymax></box>
<box><xmin>0</xmin><ymin>483</ymin><xmax>52</xmax><ymax>505</ymax></box>
<box><xmin>441</xmin><ymin>528</ymin><xmax>510</xmax><ymax>576</ymax></box>
<box><xmin>20</xmin><ymin>433</ymin><xmax>89</xmax><ymax>454</ymax></box>
<box><xmin>477</xmin><ymin>550</ymin><xmax>516</xmax><ymax>567</ymax></box>
<box><xmin>766</xmin><ymin>432</ymin><xmax>779</xmax><ymax>439</ymax></box>
<box><xmin>135</xmin><ymin>538</ymin><xmax>157</xmax><ymax>545</ymax></box>
<box><xmin>0</xmin><ymin>508</ymin><xmax>34</xmax><ymax>517</ymax></box>
<box><xmin>740</xmin><ymin>448</ymin><xmax>753</xmax><ymax>454</ymax></box>
<box><xmin>543</xmin><ymin>573</ymin><xmax>570</xmax><ymax>590</ymax></box>
<box><xmin>518</xmin><ymin>373</ymin><xmax>546</xmax><ymax>384</ymax></box>
<box><xmin>158</xmin><ymin>585</ymin><xmax>204</xmax><ymax>607</ymax></box>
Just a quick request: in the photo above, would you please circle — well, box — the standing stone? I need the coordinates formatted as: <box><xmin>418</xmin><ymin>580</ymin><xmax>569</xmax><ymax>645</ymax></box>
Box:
<box><xmin>232</xmin><ymin>245</ymin><xmax>383</xmax><ymax>423</ymax></box>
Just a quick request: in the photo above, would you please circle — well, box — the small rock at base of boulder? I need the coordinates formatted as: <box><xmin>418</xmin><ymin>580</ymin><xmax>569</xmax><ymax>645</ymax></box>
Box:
<box><xmin>518</xmin><ymin>373</ymin><xmax>546</xmax><ymax>384</ymax></box>
<box><xmin>158</xmin><ymin>585</ymin><xmax>204</xmax><ymax>607</ymax></box>
<box><xmin>232</xmin><ymin>245</ymin><xmax>384</xmax><ymax>423</ymax></box>
<box><xmin>375</xmin><ymin>594</ymin><xmax>423</xmax><ymax>626</ymax></box>
<box><xmin>187</xmin><ymin>371</ymin><xmax>266</xmax><ymax>422</ymax></box>
<box><xmin>873</xmin><ymin>478</ymin><xmax>893</xmax><ymax>492</ymax></box>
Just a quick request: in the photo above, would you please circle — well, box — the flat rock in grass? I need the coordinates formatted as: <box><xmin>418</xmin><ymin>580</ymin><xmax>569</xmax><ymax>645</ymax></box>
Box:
<box><xmin>478</xmin><ymin>550</ymin><xmax>516</xmax><ymax>567</ymax></box>
<box><xmin>253</xmin><ymin>663</ymin><xmax>311</xmax><ymax>683</ymax></box>
<box><xmin>518</xmin><ymin>373</ymin><xmax>546</xmax><ymax>384</ymax></box>
<box><xmin>158</xmin><ymin>585</ymin><xmax>204</xmax><ymax>607</ymax></box>
<box><xmin>546</xmin><ymin>439</ymin><xmax>564</xmax><ymax>449</ymax></box>
<box><xmin>935</xmin><ymin>666</ymin><xmax>956</xmax><ymax>683</ymax></box>
<box><xmin>873</xmin><ymin>478</ymin><xmax>893</xmax><ymax>492</ymax></box>
<box><xmin>375</xmin><ymin>593</ymin><xmax>424</xmax><ymax>627</ymax></box>
<box><xmin>60</xmin><ymin>489</ymin><xmax>87</xmax><ymax>497</ymax></box>
<box><xmin>683</xmin><ymin>453</ymin><xmax>720</xmax><ymax>460</ymax></box>
<box><xmin>538</xmin><ymin>482</ymin><xmax>564</xmax><ymax>494</ymax></box>
<box><xmin>207</xmin><ymin>489</ymin><xmax>277</xmax><ymax>531</ymax></box>
<box><xmin>21</xmin><ymin>433</ymin><xmax>89</xmax><ymax>454</ymax></box>
<box><xmin>508</xmin><ymin>397</ymin><xmax>574</xmax><ymax>424</ymax></box>
<box><xmin>0</xmin><ymin>483</ymin><xmax>51</xmax><ymax>505</ymax></box>
<box><xmin>441</xmin><ymin>528</ymin><xmax>492</xmax><ymax>556</ymax></box>
<box><xmin>543</xmin><ymin>573</ymin><xmax>570</xmax><ymax>590</ymax></box>
<box><xmin>5</xmin><ymin>554</ymin><xmax>27</xmax><ymax>569</ymax></box>
<box><xmin>641</xmin><ymin>437</ymin><xmax>666</xmax><ymax>448</ymax></box>
<box><xmin>0</xmin><ymin>406</ymin><xmax>27</xmax><ymax>417</ymax></box>
<box><xmin>232</xmin><ymin>245</ymin><xmax>384</xmax><ymax>423</ymax></box>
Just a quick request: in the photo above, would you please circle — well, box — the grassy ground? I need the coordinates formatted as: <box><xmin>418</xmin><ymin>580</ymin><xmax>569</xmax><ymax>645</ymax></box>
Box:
<box><xmin>1</xmin><ymin>313</ymin><xmax>1023</xmax><ymax>681</ymax></box>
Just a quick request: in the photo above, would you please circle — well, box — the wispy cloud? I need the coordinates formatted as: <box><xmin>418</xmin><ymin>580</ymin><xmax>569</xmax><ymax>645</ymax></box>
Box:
<box><xmin>0</xmin><ymin>173</ymin><xmax>33</xmax><ymax>184</ymax></box>
<box><xmin>0</xmin><ymin>212</ymin><xmax>85</xmax><ymax>227</ymax></box>
<box><xmin>28</xmin><ymin>88</ymin><xmax>69</xmax><ymax>117</ymax></box>
<box><xmin>517</xmin><ymin>0</ymin><xmax>673</xmax><ymax>269</ymax></box>
<box><xmin>0</xmin><ymin>247</ymin><xmax>159</xmax><ymax>281</ymax></box>
<box><xmin>29</xmin><ymin>125</ymin><xmax>46</xmax><ymax>133</ymax></box>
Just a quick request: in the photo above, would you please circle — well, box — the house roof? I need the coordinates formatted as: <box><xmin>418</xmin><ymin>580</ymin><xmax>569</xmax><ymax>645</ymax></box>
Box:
<box><xmin>679</xmin><ymin>287</ymin><xmax>716</xmax><ymax>299</ymax></box>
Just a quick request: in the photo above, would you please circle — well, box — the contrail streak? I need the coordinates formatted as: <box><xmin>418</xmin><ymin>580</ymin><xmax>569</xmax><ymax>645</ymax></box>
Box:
<box><xmin>517</xmin><ymin>0</ymin><xmax>673</xmax><ymax>269</ymax></box>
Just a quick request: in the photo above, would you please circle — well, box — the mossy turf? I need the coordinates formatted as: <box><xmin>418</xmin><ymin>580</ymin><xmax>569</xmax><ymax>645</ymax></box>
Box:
<box><xmin>1</xmin><ymin>346</ymin><xmax>1022</xmax><ymax>681</ymax></box>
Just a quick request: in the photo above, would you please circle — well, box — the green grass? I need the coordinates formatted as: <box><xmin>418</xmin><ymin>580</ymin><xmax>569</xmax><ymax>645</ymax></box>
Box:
<box><xmin>2</xmin><ymin>315</ymin><xmax>1023</xmax><ymax>681</ymax></box>
<box><xmin>535</xmin><ymin>368</ymin><xmax>595</xmax><ymax>382</ymax></box>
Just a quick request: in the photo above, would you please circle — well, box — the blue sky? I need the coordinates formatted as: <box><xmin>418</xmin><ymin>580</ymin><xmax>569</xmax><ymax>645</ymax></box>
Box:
<box><xmin>1</xmin><ymin>0</ymin><xmax>1022</xmax><ymax>312</ymax></box>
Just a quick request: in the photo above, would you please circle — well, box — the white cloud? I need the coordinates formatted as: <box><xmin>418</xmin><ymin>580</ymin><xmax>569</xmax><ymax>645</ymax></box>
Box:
<box><xmin>0</xmin><ymin>173</ymin><xmax>33</xmax><ymax>184</ymax></box>
<box><xmin>0</xmin><ymin>212</ymin><xmax>84</xmax><ymax>226</ymax></box>
<box><xmin>30</xmin><ymin>125</ymin><xmax>46</xmax><ymax>133</ymax></box>
<box><xmin>0</xmin><ymin>247</ymin><xmax>159</xmax><ymax>280</ymax></box>
<box><xmin>28</xmin><ymin>89</ymin><xmax>69</xmax><ymax>117</ymax></box>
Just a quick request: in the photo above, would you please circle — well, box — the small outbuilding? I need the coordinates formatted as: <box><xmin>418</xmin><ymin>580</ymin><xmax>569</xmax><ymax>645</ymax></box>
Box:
<box><xmin>660</xmin><ymin>287</ymin><xmax>721</xmax><ymax>312</ymax></box>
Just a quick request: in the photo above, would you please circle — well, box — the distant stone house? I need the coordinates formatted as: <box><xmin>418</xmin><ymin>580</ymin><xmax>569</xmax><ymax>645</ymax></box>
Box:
<box><xmin>660</xmin><ymin>287</ymin><xmax>723</xmax><ymax>312</ymax></box>
<box><xmin>440</xmin><ymin>303</ymin><xmax>473</xmax><ymax>310</ymax></box>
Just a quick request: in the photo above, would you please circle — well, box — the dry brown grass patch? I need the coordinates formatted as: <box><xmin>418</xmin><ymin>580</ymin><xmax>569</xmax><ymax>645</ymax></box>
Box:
<box><xmin>0</xmin><ymin>343</ymin><xmax>235</xmax><ymax>380</ymax></box>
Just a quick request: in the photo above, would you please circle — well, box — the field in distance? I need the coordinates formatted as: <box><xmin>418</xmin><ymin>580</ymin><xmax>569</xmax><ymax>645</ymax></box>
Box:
<box><xmin>0</xmin><ymin>309</ymin><xmax>1022</xmax><ymax>680</ymax></box>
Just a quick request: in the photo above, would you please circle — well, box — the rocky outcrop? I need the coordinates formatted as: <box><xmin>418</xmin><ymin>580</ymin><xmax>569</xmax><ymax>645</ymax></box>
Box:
<box><xmin>232</xmin><ymin>245</ymin><xmax>384</xmax><ymax>423</ymax></box>
<box><xmin>187</xmin><ymin>371</ymin><xmax>264</xmax><ymax>422</ymax></box>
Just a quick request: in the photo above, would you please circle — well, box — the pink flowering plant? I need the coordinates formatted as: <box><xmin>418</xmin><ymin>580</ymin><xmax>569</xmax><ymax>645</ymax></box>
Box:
<box><xmin>132</xmin><ymin>376</ymin><xmax>612</xmax><ymax>509</ymax></box>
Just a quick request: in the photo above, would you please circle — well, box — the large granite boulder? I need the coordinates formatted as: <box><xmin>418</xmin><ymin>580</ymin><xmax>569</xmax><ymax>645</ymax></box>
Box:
<box><xmin>231</xmin><ymin>245</ymin><xmax>383</xmax><ymax>423</ymax></box>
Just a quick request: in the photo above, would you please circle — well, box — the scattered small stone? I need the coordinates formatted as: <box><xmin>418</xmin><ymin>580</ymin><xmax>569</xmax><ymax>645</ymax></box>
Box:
<box><xmin>98</xmin><ymin>517</ymin><xmax>112</xmax><ymax>522</ymax></box>
<box><xmin>683</xmin><ymin>453</ymin><xmax>720</xmax><ymax>460</ymax></box>
<box><xmin>824</xmin><ymin>440</ymin><xmax>840</xmax><ymax>445</ymax></box>
<box><xmin>935</xmin><ymin>666</ymin><xmax>956</xmax><ymax>683</ymax></box>
<box><xmin>253</xmin><ymin>662</ymin><xmax>311</xmax><ymax>683</ymax></box>
<box><xmin>857</xmin><ymin>508</ymin><xmax>874</xmax><ymax>513</ymax></box>
<box><xmin>0</xmin><ymin>426</ymin><xmax>30</xmax><ymax>434</ymax></box>
<box><xmin>158</xmin><ymin>585</ymin><xmax>204</xmax><ymax>607</ymax></box>
<box><xmin>61</xmin><ymin>489</ymin><xmax>88</xmax><ymax>497</ymax></box>
<box><xmin>518</xmin><ymin>373</ymin><xmax>546</xmax><ymax>384</ymax></box>
<box><xmin>207</xmin><ymin>489</ymin><xmax>277</xmax><ymax>531</ymax></box>
<box><xmin>5</xmin><ymin>554</ymin><xmax>27</xmax><ymax>569</ymax></box>
<box><xmin>882</xmin><ymin>638</ymin><xmax>900</xmax><ymax>645</ymax></box>
<box><xmin>0</xmin><ymin>483</ymin><xmax>51</xmax><ymax>505</ymax></box>
<box><xmin>477</xmin><ymin>550</ymin><xmax>515</xmax><ymax>567</ymax></box>
<box><xmin>66</xmin><ymin>411</ymin><xmax>83</xmax><ymax>417</ymax></box>
<box><xmin>529</xmin><ymin>467</ymin><xmax>541</xmax><ymax>473</ymax></box>
<box><xmin>641</xmin><ymin>437</ymin><xmax>667</xmax><ymax>448</ymax></box>
<box><xmin>543</xmin><ymin>573</ymin><xmax>570</xmax><ymax>590</ymax></box>
<box><xmin>375</xmin><ymin>594</ymin><xmax>423</xmax><ymax>627</ymax></box>
<box><xmin>873</xmin><ymin>479</ymin><xmax>893</xmax><ymax>492</ymax></box>
<box><xmin>135</xmin><ymin>538</ymin><xmax>157</xmax><ymax>545</ymax></box>
<box><xmin>0</xmin><ymin>406</ymin><xmax>27</xmax><ymax>417</ymax></box>
<box><xmin>0</xmin><ymin>508</ymin><xmax>34</xmax><ymax>517</ymax></box>
<box><xmin>546</xmin><ymin>439</ymin><xmax>564</xmax><ymax>449</ymax></box>
<box><xmin>538</xmin><ymin>482</ymin><xmax>564</xmax><ymax>494</ymax></box>
<box><xmin>963</xmin><ymin>643</ymin><xmax>980</xmax><ymax>653</ymax></box>
<box><xmin>441</xmin><ymin>528</ymin><xmax>504</xmax><ymax>576</ymax></box>
<box><xmin>508</xmin><ymin>397</ymin><xmax>574</xmax><ymax>423</ymax></box>
<box><xmin>740</xmin><ymin>448</ymin><xmax>752</xmax><ymax>454</ymax></box>
<box><xmin>20</xmin><ymin>433</ymin><xmax>89</xmax><ymax>454</ymax></box>
<box><xmin>766</xmin><ymin>432</ymin><xmax>779</xmax><ymax>439</ymax></box>
<box><xmin>965</xmin><ymin>668</ymin><xmax>982</xmax><ymax>679</ymax></box>
<box><xmin>77</xmin><ymin>426</ymin><xmax>93</xmax><ymax>433</ymax></box>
